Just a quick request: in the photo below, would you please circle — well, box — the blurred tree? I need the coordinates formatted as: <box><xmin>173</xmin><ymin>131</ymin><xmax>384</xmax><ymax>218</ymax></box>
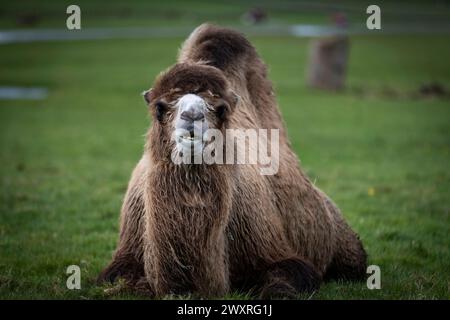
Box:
<box><xmin>307</xmin><ymin>12</ymin><xmax>349</xmax><ymax>91</ymax></box>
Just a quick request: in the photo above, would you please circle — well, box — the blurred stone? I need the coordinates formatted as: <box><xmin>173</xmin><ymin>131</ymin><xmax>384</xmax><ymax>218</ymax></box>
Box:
<box><xmin>16</xmin><ymin>13</ymin><xmax>41</xmax><ymax>27</ymax></box>
<box><xmin>307</xmin><ymin>36</ymin><xmax>349</xmax><ymax>91</ymax></box>
<box><xmin>241</xmin><ymin>8</ymin><xmax>268</xmax><ymax>25</ymax></box>
<box><xmin>419</xmin><ymin>82</ymin><xmax>447</xmax><ymax>97</ymax></box>
<box><xmin>331</xmin><ymin>12</ymin><xmax>348</xmax><ymax>29</ymax></box>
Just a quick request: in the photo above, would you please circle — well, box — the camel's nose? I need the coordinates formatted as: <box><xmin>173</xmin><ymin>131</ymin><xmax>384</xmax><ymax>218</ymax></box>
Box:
<box><xmin>180</xmin><ymin>108</ymin><xmax>205</xmax><ymax>122</ymax></box>
<box><xmin>175</xmin><ymin>94</ymin><xmax>208</xmax><ymax>137</ymax></box>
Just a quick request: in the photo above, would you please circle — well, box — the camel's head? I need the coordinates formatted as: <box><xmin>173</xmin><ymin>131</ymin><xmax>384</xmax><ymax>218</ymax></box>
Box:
<box><xmin>144</xmin><ymin>63</ymin><xmax>238</xmax><ymax>163</ymax></box>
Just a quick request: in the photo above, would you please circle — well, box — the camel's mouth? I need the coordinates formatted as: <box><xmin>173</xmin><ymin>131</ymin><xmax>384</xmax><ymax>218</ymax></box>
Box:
<box><xmin>175</xmin><ymin>130</ymin><xmax>205</xmax><ymax>156</ymax></box>
<box><xmin>178</xmin><ymin>134</ymin><xmax>202</xmax><ymax>145</ymax></box>
<box><xmin>179</xmin><ymin>129</ymin><xmax>197</xmax><ymax>141</ymax></box>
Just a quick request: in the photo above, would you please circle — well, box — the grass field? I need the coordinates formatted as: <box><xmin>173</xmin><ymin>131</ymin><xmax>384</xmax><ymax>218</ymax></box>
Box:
<box><xmin>2</xmin><ymin>0</ymin><xmax>449</xmax><ymax>29</ymax></box>
<box><xmin>0</xmin><ymin>5</ymin><xmax>449</xmax><ymax>299</ymax></box>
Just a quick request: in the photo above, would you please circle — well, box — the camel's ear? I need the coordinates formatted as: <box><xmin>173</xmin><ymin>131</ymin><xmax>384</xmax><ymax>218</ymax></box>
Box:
<box><xmin>229</xmin><ymin>90</ymin><xmax>240</xmax><ymax>110</ymax></box>
<box><xmin>142</xmin><ymin>88</ymin><xmax>153</xmax><ymax>104</ymax></box>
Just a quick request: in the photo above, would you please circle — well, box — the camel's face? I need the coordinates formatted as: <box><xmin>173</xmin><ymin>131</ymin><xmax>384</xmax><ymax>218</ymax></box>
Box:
<box><xmin>172</xmin><ymin>92</ymin><xmax>226</xmax><ymax>156</ymax></box>
<box><xmin>144</xmin><ymin>63</ymin><xmax>237</xmax><ymax>159</ymax></box>
<box><xmin>173</xmin><ymin>93</ymin><xmax>208</xmax><ymax>155</ymax></box>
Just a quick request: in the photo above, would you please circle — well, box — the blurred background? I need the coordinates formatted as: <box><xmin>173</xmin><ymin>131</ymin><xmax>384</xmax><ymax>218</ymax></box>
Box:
<box><xmin>0</xmin><ymin>0</ymin><xmax>449</xmax><ymax>299</ymax></box>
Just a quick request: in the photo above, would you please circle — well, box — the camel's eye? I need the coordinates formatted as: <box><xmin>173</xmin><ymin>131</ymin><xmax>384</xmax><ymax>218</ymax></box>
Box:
<box><xmin>154</xmin><ymin>101</ymin><xmax>167</xmax><ymax>121</ymax></box>
<box><xmin>215</xmin><ymin>104</ymin><xmax>227</xmax><ymax>120</ymax></box>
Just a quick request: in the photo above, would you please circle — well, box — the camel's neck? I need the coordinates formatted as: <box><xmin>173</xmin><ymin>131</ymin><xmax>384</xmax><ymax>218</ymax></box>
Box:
<box><xmin>147</xmin><ymin>159</ymin><xmax>233</xmax><ymax>218</ymax></box>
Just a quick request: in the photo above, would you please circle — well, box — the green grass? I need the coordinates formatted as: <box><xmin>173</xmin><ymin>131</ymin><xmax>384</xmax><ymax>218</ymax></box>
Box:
<box><xmin>0</xmin><ymin>32</ymin><xmax>449</xmax><ymax>299</ymax></box>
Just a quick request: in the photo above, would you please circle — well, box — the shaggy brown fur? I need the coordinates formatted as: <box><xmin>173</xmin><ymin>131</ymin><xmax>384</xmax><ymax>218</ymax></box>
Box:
<box><xmin>98</xmin><ymin>24</ymin><xmax>367</xmax><ymax>298</ymax></box>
